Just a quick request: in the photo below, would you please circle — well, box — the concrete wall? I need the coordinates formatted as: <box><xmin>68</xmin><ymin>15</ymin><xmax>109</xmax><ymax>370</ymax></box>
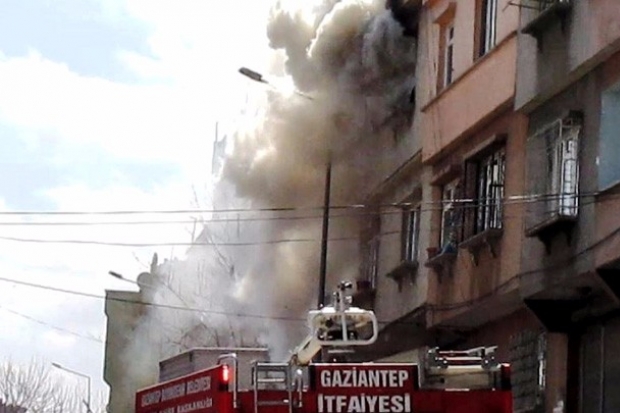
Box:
<box><xmin>104</xmin><ymin>290</ymin><xmax>150</xmax><ymax>413</ymax></box>
<box><xmin>415</xmin><ymin>0</ymin><xmax>524</xmax><ymax>328</ymax></box>
<box><xmin>425</xmin><ymin>111</ymin><xmax>527</xmax><ymax>327</ymax></box>
<box><xmin>418</xmin><ymin>0</ymin><xmax>519</xmax><ymax>162</ymax></box>
<box><xmin>516</xmin><ymin>0</ymin><xmax>620</xmax><ymax>111</ymax></box>
<box><xmin>369</xmin><ymin>156</ymin><xmax>428</xmax><ymax>323</ymax></box>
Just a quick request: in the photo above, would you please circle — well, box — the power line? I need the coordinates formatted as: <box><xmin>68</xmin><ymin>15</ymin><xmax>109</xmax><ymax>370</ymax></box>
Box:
<box><xmin>0</xmin><ymin>275</ymin><xmax>304</xmax><ymax>323</ymax></box>
<box><xmin>0</xmin><ymin>191</ymin><xmax>610</xmax><ymax>234</ymax></box>
<box><xmin>1</xmin><ymin>221</ymin><xmax>619</xmax><ymax>325</ymax></box>
<box><xmin>0</xmin><ymin>305</ymin><xmax>104</xmax><ymax>344</ymax></box>
<box><xmin>0</xmin><ymin>189</ymin><xmax>614</xmax><ymax>218</ymax></box>
<box><xmin>0</xmin><ymin>193</ymin><xmax>605</xmax><ymax>248</ymax></box>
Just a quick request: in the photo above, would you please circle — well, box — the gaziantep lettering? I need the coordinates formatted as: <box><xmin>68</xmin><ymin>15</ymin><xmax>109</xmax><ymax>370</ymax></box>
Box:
<box><xmin>320</xmin><ymin>369</ymin><xmax>409</xmax><ymax>388</ymax></box>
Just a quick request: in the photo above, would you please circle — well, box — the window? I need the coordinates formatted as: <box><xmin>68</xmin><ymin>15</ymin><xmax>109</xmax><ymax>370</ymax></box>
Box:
<box><xmin>526</xmin><ymin>113</ymin><xmax>581</xmax><ymax>240</ymax></box>
<box><xmin>542</xmin><ymin>118</ymin><xmax>580</xmax><ymax>217</ymax></box>
<box><xmin>435</xmin><ymin>3</ymin><xmax>456</xmax><ymax>92</ymax></box>
<box><xmin>443</xmin><ymin>23</ymin><xmax>455</xmax><ymax>87</ymax></box>
<box><xmin>360</xmin><ymin>213</ymin><xmax>381</xmax><ymax>289</ymax></box>
<box><xmin>477</xmin><ymin>0</ymin><xmax>498</xmax><ymax>57</ymax></box>
<box><xmin>401</xmin><ymin>206</ymin><xmax>421</xmax><ymax>262</ymax></box>
<box><xmin>463</xmin><ymin>147</ymin><xmax>506</xmax><ymax>238</ymax></box>
<box><xmin>598</xmin><ymin>84</ymin><xmax>620</xmax><ymax>189</ymax></box>
<box><xmin>440</xmin><ymin>181</ymin><xmax>459</xmax><ymax>251</ymax></box>
<box><xmin>362</xmin><ymin>237</ymin><xmax>380</xmax><ymax>289</ymax></box>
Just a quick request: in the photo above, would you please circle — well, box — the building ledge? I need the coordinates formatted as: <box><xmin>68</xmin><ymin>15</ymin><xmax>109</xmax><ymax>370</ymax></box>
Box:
<box><xmin>526</xmin><ymin>213</ymin><xmax>577</xmax><ymax>254</ymax></box>
<box><xmin>524</xmin><ymin>298</ymin><xmax>588</xmax><ymax>333</ymax></box>
<box><xmin>425</xmin><ymin>252</ymin><xmax>457</xmax><ymax>280</ymax></box>
<box><xmin>459</xmin><ymin>228</ymin><xmax>503</xmax><ymax>266</ymax></box>
<box><xmin>421</xmin><ymin>31</ymin><xmax>517</xmax><ymax>114</ymax></box>
<box><xmin>386</xmin><ymin>260</ymin><xmax>419</xmax><ymax>291</ymax></box>
<box><xmin>522</xmin><ymin>0</ymin><xmax>573</xmax><ymax>50</ymax></box>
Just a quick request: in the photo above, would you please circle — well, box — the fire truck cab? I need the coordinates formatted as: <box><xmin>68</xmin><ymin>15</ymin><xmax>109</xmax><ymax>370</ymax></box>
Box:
<box><xmin>135</xmin><ymin>282</ymin><xmax>512</xmax><ymax>413</ymax></box>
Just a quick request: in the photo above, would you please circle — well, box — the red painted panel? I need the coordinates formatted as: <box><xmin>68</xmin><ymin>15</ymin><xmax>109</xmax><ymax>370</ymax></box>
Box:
<box><xmin>309</xmin><ymin>364</ymin><xmax>415</xmax><ymax>413</ymax></box>
<box><xmin>135</xmin><ymin>365</ymin><xmax>230</xmax><ymax>413</ymax></box>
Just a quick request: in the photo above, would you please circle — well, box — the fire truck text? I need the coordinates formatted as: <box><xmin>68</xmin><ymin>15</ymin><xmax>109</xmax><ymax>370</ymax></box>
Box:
<box><xmin>139</xmin><ymin>377</ymin><xmax>212</xmax><ymax>408</ymax></box>
<box><xmin>317</xmin><ymin>394</ymin><xmax>411</xmax><ymax>413</ymax></box>
<box><xmin>319</xmin><ymin>369</ymin><xmax>409</xmax><ymax>388</ymax></box>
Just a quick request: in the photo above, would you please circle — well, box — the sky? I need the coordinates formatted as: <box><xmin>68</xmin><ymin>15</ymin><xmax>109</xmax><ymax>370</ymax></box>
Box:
<box><xmin>0</xmin><ymin>0</ymin><xmax>274</xmax><ymax>402</ymax></box>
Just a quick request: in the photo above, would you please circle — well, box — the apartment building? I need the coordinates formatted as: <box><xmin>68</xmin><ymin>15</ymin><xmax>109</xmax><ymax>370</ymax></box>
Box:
<box><xmin>354</xmin><ymin>0</ymin><xmax>538</xmax><ymax>360</ymax></box>
<box><xmin>515</xmin><ymin>0</ymin><xmax>620</xmax><ymax>411</ymax></box>
<box><xmin>416</xmin><ymin>0</ymin><xmax>534</xmax><ymax>350</ymax></box>
<box><xmin>355</xmin><ymin>0</ymin><xmax>620</xmax><ymax>411</ymax></box>
<box><xmin>104</xmin><ymin>267</ymin><xmax>158</xmax><ymax>413</ymax></box>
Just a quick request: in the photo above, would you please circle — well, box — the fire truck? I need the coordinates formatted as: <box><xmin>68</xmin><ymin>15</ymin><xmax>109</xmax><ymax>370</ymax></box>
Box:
<box><xmin>135</xmin><ymin>282</ymin><xmax>512</xmax><ymax>413</ymax></box>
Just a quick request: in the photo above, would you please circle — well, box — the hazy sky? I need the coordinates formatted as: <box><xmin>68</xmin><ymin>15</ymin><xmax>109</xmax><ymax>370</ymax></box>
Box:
<box><xmin>0</xmin><ymin>0</ymin><xmax>273</xmax><ymax>400</ymax></box>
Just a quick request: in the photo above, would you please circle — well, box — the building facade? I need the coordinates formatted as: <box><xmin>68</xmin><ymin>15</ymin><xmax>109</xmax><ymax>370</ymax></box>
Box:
<box><xmin>104</xmin><ymin>275</ymin><xmax>153</xmax><ymax>413</ymax></box>
<box><xmin>354</xmin><ymin>0</ymin><xmax>620</xmax><ymax>412</ymax></box>
<box><xmin>516</xmin><ymin>0</ymin><xmax>620</xmax><ymax>411</ymax></box>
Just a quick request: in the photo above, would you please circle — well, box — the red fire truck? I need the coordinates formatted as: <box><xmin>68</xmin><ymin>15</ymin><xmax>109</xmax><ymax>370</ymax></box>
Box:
<box><xmin>135</xmin><ymin>282</ymin><xmax>512</xmax><ymax>413</ymax></box>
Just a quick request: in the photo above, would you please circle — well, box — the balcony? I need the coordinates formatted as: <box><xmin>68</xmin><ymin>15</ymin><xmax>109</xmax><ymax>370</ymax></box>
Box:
<box><xmin>459</xmin><ymin>228</ymin><xmax>503</xmax><ymax>266</ymax></box>
<box><xmin>521</xmin><ymin>0</ymin><xmax>573</xmax><ymax>48</ymax></box>
<box><xmin>421</xmin><ymin>34</ymin><xmax>517</xmax><ymax>163</ymax></box>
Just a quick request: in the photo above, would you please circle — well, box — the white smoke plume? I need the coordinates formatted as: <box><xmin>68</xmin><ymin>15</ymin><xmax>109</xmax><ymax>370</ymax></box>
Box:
<box><xmin>222</xmin><ymin>0</ymin><xmax>417</xmax><ymax>359</ymax></box>
<box><xmin>112</xmin><ymin>1</ymin><xmax>417</xmax><ymax>402</ymax></box>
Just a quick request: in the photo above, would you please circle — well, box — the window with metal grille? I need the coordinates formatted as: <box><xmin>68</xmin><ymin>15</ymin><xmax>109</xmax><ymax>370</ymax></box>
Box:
<box><xmin>463</xmin><ymin>147</ymin><xmax>506</xmax><ymax>239</ymax></box>
<box><xmin>401</xmin><ymin>206</ymin><xmax>421</xmax><ymax>262</ymax></box>
<box><xmin>542</xmin><ymin>118</ymin><xmax>580</xmax><ymax>218</ymax></box>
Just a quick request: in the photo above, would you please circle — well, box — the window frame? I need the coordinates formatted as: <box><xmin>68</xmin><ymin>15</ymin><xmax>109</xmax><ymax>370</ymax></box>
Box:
<box><xmin>440</xmin><ymin>180</ymin><xmax>460</xmax><ymax>250</ymax></box>
<box><xmin>360</xmin><ymin>213</ymin><xmax>381</xmax><ymax>289</ymax></box>
<box><xmin>401</xmin><ymin>205</ymin><xmax>421</xmax><ymax>263</ymax></box>
<box><xmin>540</xmin><ymin>117</ymin><xmax>581</xmax><ymax>218</ymax></box>
<box><xmin>443</xmin><ymin>22</ymin><xmax>456</xmax><ymax>88</ymax></box>
<box><xmin>463</xmin><ymin>145</ymin><xmax>506</xmax><ymax>240</ymax></box>
<box><xmin>477</xmin><ymin>0</ymin><xmax>498</xmax><ymax>58</ymax></box>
